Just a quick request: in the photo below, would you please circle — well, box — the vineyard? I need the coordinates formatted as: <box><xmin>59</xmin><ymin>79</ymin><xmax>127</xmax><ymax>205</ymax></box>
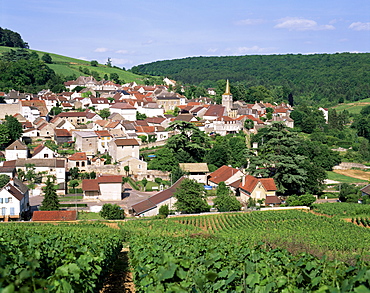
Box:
<box><xmin>123</xmin><ymin>210</ymin><xmax>370</xmax><ymax>292</ymax></box>
<box><xmin>0</xmin><ymin>222</ymin><xmax>123</xmax><ymax>292</ymax></box>
<box><xmin>312</xmin><ymin>202</ymin><xmax>370</xmax><ymax>217</ymax></box>
<box><xmin>2</xmin><ymin>208</ymin><xmax>370</xmax><ymax>292</ymax></box>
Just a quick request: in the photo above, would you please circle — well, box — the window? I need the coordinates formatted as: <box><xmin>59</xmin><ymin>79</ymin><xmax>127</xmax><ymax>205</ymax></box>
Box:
<box><xmin>0</xmin><ymin>198</ymin><xmax>2</xmax><ymax>203</ymax></box>
<box><xmin>81</xmin><ymin>162</ymin><xmax>85</xmax><ymax>167</ymax></box>
<box><xmin>10</xmin><ymin>208</ymin><xmax>14</xmax><ymax>216</ymax></box>
<box><xmin>76</xmin><ymin>162</ymin><xmax>80</xmax><ymax>167</ymax></box>
<box><xmin>1</xmin><ymin>207</ymin><xmax>5</xmax><ymax>215</ymax></box>
<box><xmin>8</xmin><ymin>198</ymin><xmax>12</xmax><ymax>203</ymax></box>
<box><xmin>5</xmin><ymin>198</ymin><xmax>9</xmax><ymax>203</ymax></box>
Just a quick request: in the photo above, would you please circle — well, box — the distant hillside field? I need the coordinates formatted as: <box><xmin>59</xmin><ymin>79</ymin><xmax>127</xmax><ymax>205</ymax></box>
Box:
<box><xmin>134</xmin><ymin>53</ymin><xmax>370</xmax><ymax>106</ymax></box>
<box><xmin>0</xmin><ymin>46</ymin><xmax>143</xmax><ymax>83</ymax></box>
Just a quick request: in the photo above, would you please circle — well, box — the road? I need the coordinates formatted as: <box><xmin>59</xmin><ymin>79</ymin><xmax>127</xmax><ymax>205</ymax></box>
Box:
<box><xmin>29</xmin><ymin>183</ymin><xmax>157</xmax><ymax>213</ymax></box>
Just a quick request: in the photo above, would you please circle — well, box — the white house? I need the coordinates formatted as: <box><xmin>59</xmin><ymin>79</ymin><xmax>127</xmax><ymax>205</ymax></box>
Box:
<box><xmin>110</xmin><ymin>102</ymin><xmax>137</xmax><ymax>121</ymax></box>
<box><xmin>108</xmin><ymin>138</ymin><xmax>140</xmax><ymax>163</ymax></box>
<box><xmin>32</xmin><ymin>144</ymin><xmax>56</xmax><ymax>159</ymax></box>
<box><xmin>5</xmin><ymin>140</ymin><xmax>29</xmax><ymax>161</ymax></box>
<box><xmin>0</xmin><ymin>178</ymin><xmax>29</xmax><ymax>221</ymax></box>
<box><xmin>82</xmin><ymin>175</ymin><xmax>123</xmax><ymax>201</ymax></box>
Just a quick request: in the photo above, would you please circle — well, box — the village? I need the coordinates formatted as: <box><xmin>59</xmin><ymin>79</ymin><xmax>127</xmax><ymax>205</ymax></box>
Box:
<box><xmin>0</xmin><ymin>75</ymin><xmax>329</xmax><ymax>221</ymax></box>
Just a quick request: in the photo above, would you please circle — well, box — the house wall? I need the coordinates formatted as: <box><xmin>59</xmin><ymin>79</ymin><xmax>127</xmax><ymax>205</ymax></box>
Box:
<box><xmin>99</xmin><ymin>183</ymin><xmax>122</xmax><ymax>201</ymax></box>
<box><xmin>75</xmin><ymin>135</ymin><xmax>98</xmax><ymax>156</ymax></box>
<box><xmin>115</xmin><ymin>145</ymin><xmax>139</xmax><ymax>161</ymax></box>
<box><xmin>97</xmin><ymin>137</ymin><xmax>112</xmax><ymax>154</ymax></box>
<box><xmin>119</xmin><ymin>157</ymin><xmax>147</xmax><ymax>176</ymax></box>
<box><xmin>240</xmin><ymin>185</ymin><xmax>276</xmax><ymax>203</ymax></box>
<box><xmin>5</xmin><ymin>149</ymin><xmax>28</xmax><ymax>161</ymax></box>
<box><xmin>33</xmin><ymin>148</ymin><xmax>55</xmax><ymax>159</ymax></box>
<box><xmin>139</xmin><ymin>197</ymin><xmax>177</xmax><ymax>217</ymax></box>
<box><xmin>109</xmin><ymin>108</ymin><xmax>137</xmax><ymax>121</ymax></box>
<box><xmin>0</xmin><ymin>189</ymin><xmax>21</xmax><ymax>218</ymax></box>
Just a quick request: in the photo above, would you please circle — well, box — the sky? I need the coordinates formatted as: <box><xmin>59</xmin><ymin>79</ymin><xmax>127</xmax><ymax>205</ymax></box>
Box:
<box><xmin>1</xmin><ymin>0</ymin><xmax>369</xmax><ymax>69</ymax></box>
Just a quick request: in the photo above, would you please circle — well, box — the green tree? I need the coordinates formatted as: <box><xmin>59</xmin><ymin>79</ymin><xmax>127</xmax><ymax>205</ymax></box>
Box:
<box><xmin>339</xmin><ymin>184</ymin><xmax>360</xmax><ymax>203</ymax></box>
<box><xmin>147</xmin><ymin>148</ymin><xmax>178</xmax><ymax>172</ymax></box>
<box><xmin>0</xmin><ymin>174</ymin><xmax>10</xmax><ymax>188</ymax></box>
<box><xmin>0</xmin><ymin>124</ymin><xmax>10</xmax><ymax>149</ymax></box>
<box><xmin>40</xmin><ymin>176</ymin><xmax>60</xmax><ymax>211</ymax></box>
<box><xmin>5</xmin><ymin>115</ymin><xmax>23</xmax><ymax>142</ymax></box>
<box><xmin>99</xmin><ymin>108</ymin><xmax>111</xmax><ymax>119</ymax></box>
<box><xmin>141</xmin><ymin>177</ymin><xmax>148</xmax><ymax>191</ymax></box>
<box><xmin>136</xmin><ymin>112</ymin><xmax>147</xmax><ymax>120</ymax></box>
<box><xmin>110</xmin><ymin>73</ymin><xmax>120</xmax><ymax>83</ymax></box>
<box><xmin>48</xmin><ymin>106</ymin><xmax>63</xmax><ymax>116</ymax></box>
<box><xmin>124</xmin><ymin>165</ymin><xmax>130</xmax><ymax>176</ymax></box>
<box><xmin>213</xmin><ymin>181</ymin><xmax>241</xmax><ymax>212</ymax></box>
<box><xmin>68</xmin><ymin>179</ymin><xmax>79</xmax><ymax>193</ymax></box>
<box><xmin>100</xmin><ymin>203</ymin><xmax>125</xmax><ymax>220</ymax></box>
<box><xmin>90</xmin><ymin>60</ymin><xmax>98</xmax><ymax>67</ymax></box>
<box><xmin>244</xmin><ymin>119</ymin><xmax>254</xmax><ymax>130</ymax></box>
<box><xmin>69</xmin><ymin>167</ymin><xmax>80</xmax><ymax>180</ymax></box>
<box><xmin>41</xmin><ymin>53</ymin><xmax>53</xmax><ymax>64</ymax></box>
<box><xmin>174</xmin><ymin>178</ymin><xmax>209</xmax><ymax>214</ymax></box>
<box><xmin>286</xmin><ymin>193</ymin><xmax>316</xmax><ymax>207</ymax></box>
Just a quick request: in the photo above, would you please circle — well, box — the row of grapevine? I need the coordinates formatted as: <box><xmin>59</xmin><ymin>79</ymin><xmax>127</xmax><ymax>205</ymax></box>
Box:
<box><xmin>0</xmin><ymin>222</ymin><xmax>123</xmax><ymax>292</ymax></box>
<box><xmin>352</xmin><ymin>217</ymin><xmax>370</xmax><ymax>227</ymax></box>
<box><xmin>312</xmin><ymin>202</ymin><xmax>370</xmax><ymax>217</ymax></box>
<box><xmin>129</xmin><ymin>235</ymin><xmax>370</xmax><ymax>292</ymax></box>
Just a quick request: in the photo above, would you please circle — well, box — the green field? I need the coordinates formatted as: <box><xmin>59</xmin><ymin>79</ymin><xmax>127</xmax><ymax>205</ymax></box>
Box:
<box><xmin>332</xmin><ymin>97</ymin><xmax>370</xmax><ymax>114</ymax></box>
<box><xmin>0</xmin><ymin>46</ymin><xmax>144</xmax><ymax>83</ymax></box>
<box><xmin>326</xmin><ymin>171</ymin><xmax>368</xmax><ymax>183</ymax></box>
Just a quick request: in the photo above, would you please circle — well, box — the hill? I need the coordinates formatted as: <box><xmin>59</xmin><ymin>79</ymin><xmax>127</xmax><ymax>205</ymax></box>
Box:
<box><xmin>0</xmin><ymin>46</ymin><xmax>144</xmax><ymax>85</ymax></box>
<box><xmin>133</xmin><ymin>53</ymin><xmax>370</xmax><ymax>106</ymax></box>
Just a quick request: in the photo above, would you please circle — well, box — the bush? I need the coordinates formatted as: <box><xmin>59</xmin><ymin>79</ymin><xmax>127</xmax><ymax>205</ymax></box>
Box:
<box><xmin>158</xmin><ymin>205</ymin><xmax>169</xmax><ymax>218</ymax></box>
<box><xmin>100</xmin><ymin>203</ymin><xmax>125</xmax><ymax>220</ymax></box>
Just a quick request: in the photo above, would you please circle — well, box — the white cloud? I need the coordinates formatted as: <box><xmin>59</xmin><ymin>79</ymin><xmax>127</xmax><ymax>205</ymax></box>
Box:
<box><xmin>111</xmin><ymin>58</ymin><xmax>133</xmax><ymax>65</ymax></box>
<box><xmin>142</xmin><ymin>40</ymin><xmax>154</xmax><ymax>45</ymax></box>
<box><xmin>76</xmin><ymin>56</ymin><xmax>88</xmax><ymax>60</ymax></box>
<box><xmin>94</xmin><ymin>47</ymin><xmax>109</xmax><ymax>53</ymax></box>
<box><xmin>349</xmin><ymin>22</ymin><xmax>370</xmax><ymax>31</ymax></box>
<box><xmin>230</xmin><ymin>46</ymin><xmax>275</xmax><ymax>54</ymax></box>
<box><xmin>234</xmin><ymin>19</ymin><xmax>264</xmax><ymax>26</ymax></box>
<box><xmin>116</xmin><ymin>49</ymin><xmax>129</xmax><ymax>54</ymax></box>
<box><xmin>275</xmin><ymin>17</ymin><xmax>335</xmax><ymax>31</ymax></box>
<box><xmin>207</xmin><ymin>48</ymin><xmax>218</xmax><ymax>53</ymax></box>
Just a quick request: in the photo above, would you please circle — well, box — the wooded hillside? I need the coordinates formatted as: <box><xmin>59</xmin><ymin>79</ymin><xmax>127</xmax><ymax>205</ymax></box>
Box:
<box><xmin>133</xmin><ymin>53</ymin><xmax>370</xmax><ymax>106</ymax></box>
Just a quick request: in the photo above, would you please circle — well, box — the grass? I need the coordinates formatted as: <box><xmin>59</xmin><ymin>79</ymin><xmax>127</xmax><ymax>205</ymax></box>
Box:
<box><xmin>77</xmin><ymin>211</ymin><xmax>103</xmax><ymax>220</ymax></box>
<box><xmin>332</xmin><ymin>97</ymin><xmax>370</xmax><ymax>114</ymax></box>
<box><xmin>0</xmin><ymin>46</ymin><xmax>144</xmax><ymax>83</ymax></box>
<box><xmin>58</xmin><ymin>195</ymin><xmax>83</xmax><ymax>202</ymax></box>
<box><xmin>326</xmin><ymin>171</ymin><xmax>368</xmax><ymax>183</ymax></box>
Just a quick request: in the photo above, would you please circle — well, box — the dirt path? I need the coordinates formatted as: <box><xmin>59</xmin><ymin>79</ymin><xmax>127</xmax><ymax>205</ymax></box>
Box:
<box><xmin>100</xmin><ymin>247</ymin><xmax>135</xmax><ymax>293</ymax></box>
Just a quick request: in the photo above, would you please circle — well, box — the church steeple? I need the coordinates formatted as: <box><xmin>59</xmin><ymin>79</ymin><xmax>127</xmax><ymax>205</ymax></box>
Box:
<box><xmin>224</xmin><ymin>79</ymin><xmax>231</xmax><ymax>95</ymax></box>
<box><xmin>222</xmin><ymin>79</ymin><xmax>233</xmax><ymax>115</ymax></box>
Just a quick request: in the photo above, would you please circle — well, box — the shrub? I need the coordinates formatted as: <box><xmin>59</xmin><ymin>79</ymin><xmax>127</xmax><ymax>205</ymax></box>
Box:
<box><xmin>159</xmin><ymin>205</ymin><xmax>169</xmax><ymax>218</ymax></box>
<box><xmin>100</xmin><ymin>203</ymin><xmax>125</xmax><ymax>220</ymax></box>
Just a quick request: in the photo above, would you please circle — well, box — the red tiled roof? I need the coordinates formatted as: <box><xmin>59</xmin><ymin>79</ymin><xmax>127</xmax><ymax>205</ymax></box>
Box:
<box><xmin>97</xmin><ymin>175</ymin><xmax>122</xmax><ymax>183</ymax></box>
<box><xmin>82</xmin><ymin>179</ymin><xmax>100</xmax><ymax>191</ymax></box>
<box><xmin>239</xmin><ymin>175</ymin><xmax>277</xmax><ymax>193</ymax></box>
<box><xmin>113</xmin><ymin>138</ymin><xmax>139</xmax><ymax>146</ymax></box>
<box><xmin>95</xmin><ymin>130</ymin><xmax>111</xmax><ymax>138</ymax></box>
<box><xmin>110</xmin><ymin>102</ymin><xmax>136</xmax><ymax>109</ymax></box>
<box><xmin>32</xmin><ymin>211</ymin><xmax>77</xmax><ymax>221</ymax></box>
<box><xmin>203</xmin><ymin>105</ymin><xmax>225</xmax><ymax>117</ymax></box>
<box><xmin>32</xmin><ymin>145</ymin><xmax>45</xmax><ymax>157</ymax></box>
<box><xmin>54</xmin><ymin>129</ymin><xmax>71</xmax><ymax>137</ymax></box>
<box><xmin>265</xmin><ymin>195</ymin><xmax>281</xmax><ymax>204</ymax></box>
<box><xmin>68</xmin><ymin>152</ymin><xmax>87</xmax><ymax>161</ymax></box>
<box><xmin>208</xmin><ymin>165</ymin><xmax>241</xmax><ymax>184</ymax></box>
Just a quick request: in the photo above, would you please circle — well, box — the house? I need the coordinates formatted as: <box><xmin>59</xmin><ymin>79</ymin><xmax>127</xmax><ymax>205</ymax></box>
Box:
<box><xmin>109</xmin><ymin>138</ymin><xmax>140</xmax><ymax>163</ymax></box>
<box><xmin>238</xmin><ymin>175</ymin><xmax>280</xmax><ymax>206</ymax></box>
<box><xmin>32</xmin><ymin>144</ymin><xmax>56</xmax><ymax>159</ymax></box>
<box><xmin>82</xmin><ymin>175</ymin><xmax>123</xmax><ymax>201</ymax></box>
<box><xmin>203</xmin><ymin>105</ymin><xmax>226</xmax><ymax>121</ymax></box>
<box><xmin>109</xmin><ymin>102</ymin><xmax>137</xmax><ymax>121</ymax></box>
<box><xmin>179</xmin><ymin>163</ymin><xmax>209</xmax><ymax>184</ymax></box>
<box><xmin>95</xmin><ymin>130</ymin><xmax>112</xmax><ymax>154</ymax></box>
<box><xmin>361</xmin><ymin>185</ymin><xmax>370</xmax><ymax>197</ymax></box>
<box><xmin>131</xmin><ymin>177</ymin><xmax>186</xmax><ymax>217</ymax></box>
<box><xmin>5</xmin><ymin>140</ymin><xmax>29</xmax><ymax>161</ymax></box>
<box><xmin>73</xmin><ymin>131</ymin><xmax>98</xmax><ymax>156</ymax></box>
<box><xmin>204</xmin><ymin>116</ymin><xmax>243</xmax><ymax>136</ymax></box>
<box><xmin>54</xmin><ymin>129</ymin><xmax>72</xmax><ymax>145</ymax></box>
<box><xmin>117</xmin><ymin>156</ymin><xmax>147</xmax><ymax>177</ymax></box>
<box><xmin>68</xmin><ymin>152</ymin><xmax>88</xmax><ymax>172</ymax></box>
<box><xmin>207</xmin><ymin>165</ymin><xmax>244</xmax><ymax>187</ymax></box>
<box><xmin>0</xmin><ymin>178</ymin><xmax>29</xmax><ymax>221</ymax></box>
<box><xmin>155</xmin><ymin>94</ymin><xmax>186</xmax><ymax>112</ymax></box>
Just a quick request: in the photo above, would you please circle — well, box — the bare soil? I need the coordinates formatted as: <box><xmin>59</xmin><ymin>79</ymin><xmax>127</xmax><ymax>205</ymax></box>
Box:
<box><xmin>100</xmin><ymin>247</ymin><xmax>135</xmax><ymax>293</ymax></box>
<box><xmin>333</xmin><ymin>169</ymin><xmax>370</xmax><ymax>181</ymax></box>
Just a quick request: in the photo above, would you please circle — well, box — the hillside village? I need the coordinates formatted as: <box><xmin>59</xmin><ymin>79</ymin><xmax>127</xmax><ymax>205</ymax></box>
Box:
<box><xmin>0</xmin><ymin>75</ymin><xmax>312</xmax><ymax>221</ymax></box>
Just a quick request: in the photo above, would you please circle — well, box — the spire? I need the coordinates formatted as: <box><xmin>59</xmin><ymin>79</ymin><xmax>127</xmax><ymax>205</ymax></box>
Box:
<box><xmin>224</xmin><ymin>79</ymin><xmax>230</xmax><ymax>95</ymax></box>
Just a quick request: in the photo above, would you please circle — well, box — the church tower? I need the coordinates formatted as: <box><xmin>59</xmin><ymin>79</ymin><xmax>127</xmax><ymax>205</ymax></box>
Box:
<box><xmin>222</xmin><ymin>79</ymin><xmax>233</xmax><ymax>113</ymax></box>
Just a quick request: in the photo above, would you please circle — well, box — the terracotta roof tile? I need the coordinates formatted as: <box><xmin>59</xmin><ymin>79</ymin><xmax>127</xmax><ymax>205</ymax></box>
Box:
<box><xmin>68</xmin><ymin>152</ymin><xmax>87</xmax><ymax>161</ymax></box>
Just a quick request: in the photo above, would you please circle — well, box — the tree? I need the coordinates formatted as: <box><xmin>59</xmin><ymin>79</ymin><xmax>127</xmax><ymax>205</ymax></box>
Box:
<box><xmin>48</xmin><ymin>106</ymin><xmax>63</xmax><ymax>116</ymax></box>
<box><xmin>213</xmin><ymin>182</ymin><xmax>241</xmax><ymax>212</ymax></box>
<box><xmin>99</xmin><ymin>108</ymin><xmax>111</xmax><ymax>119</ymax></box>
<box><xmin>110</xmin><ymin>73</ymin><xmax>119</xmax><ymax>83</ymax></box>
<box><xmin>174</xmin><ymin>178</ymin><xmax>209</xmax><ymax>214</ymax></box>
<box><xmin>0</xmin><ymin>124</ymin><xmax>10</xmax><ymax>149</ymax></box>
<box><xmin>339</xmin><ymin>184</ymin><xmax>360</xmax><ymax>203</ymax></box>
<box><xmin>41</xmin><ymin>53</ymin><xmax>53</xmax><ymax>64</ymax></box>
<box><xmin>136</xmin><ymin>112</ymin><xmax>147</xmax><ymax>120</ymax></box>
<box><xmin>0</xmin><ymin>174</ymin><xmax>10</xmax><ymax>189</ymax></box>
<box><xmin>68</xmin><ymin>179</ymin><xmax>79</xmax><ymax>193</ymax></box>
<box><xmin>69</xmin><ymin>167</ymin><xmax>80</xmax><ymax>180</ymax></box>
<box><xmin>90</xmin><ymin>60</ymin><xmax>98</xmax><ymax>67</ymax></box>
<box><xmin>106</xmin><ymin>57</ymin><xmax>112</xmax><ymax>67</ymax></box>
<box><xmin>100</xmin><ymin>203</ymin><xmax>125</xmax><ymax>220</ymax></box>
<box><xmin>5</xmin><ymin>115</ymin><xmax>23</xmax><ymax>143</ymax></box>
<box><xmin>124</xmin><ymin>165</ymin><xmax>130</xmax><ymax>176</ymax></box>
<box><xmin>141</xmin><ymin>177</ymin><xmax>148</xmax><ymax>191</ymax></box>
<box><xmin>244</xmin><ymin>119</ymin><xmax>254</xmax><ymax>130</ymax></box>
<box><xmin>40</xmin><ymin>176</ymin><xmax>60</xmax><ymax>211</ymax></box>
<box><xmin>90</xmin><ymin>171</ymin><xmax>96</xmax><ymax>179</ymax></box>
<box><xmin>285</xmin><ymin>193</ymin><xmax>316</xmax><ymax>207</ymax></box>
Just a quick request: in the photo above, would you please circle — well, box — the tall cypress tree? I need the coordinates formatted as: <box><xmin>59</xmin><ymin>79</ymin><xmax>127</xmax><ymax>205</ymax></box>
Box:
<box><xmin>40</xmin><ymin>176</ymin><xmax>60</xmax><ymax>211</ymax></box>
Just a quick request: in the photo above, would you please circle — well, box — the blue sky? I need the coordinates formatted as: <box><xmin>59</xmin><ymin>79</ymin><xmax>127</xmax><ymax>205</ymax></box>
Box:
<box><xmin>1</xmin><ymin>0</ymin><xmax>369</xmax><ymax>68</ymax></box>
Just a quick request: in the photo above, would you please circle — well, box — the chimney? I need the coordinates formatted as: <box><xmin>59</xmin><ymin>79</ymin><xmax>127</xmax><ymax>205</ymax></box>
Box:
<box><xmin>242</xmin><ymin>175</ymin><xmax>245</xmax><ymax>187</ymax></box>
<box><xmin>9</xmin><ymin>178</ymin><xmax>14</xmax><ymax>186</ymax></box>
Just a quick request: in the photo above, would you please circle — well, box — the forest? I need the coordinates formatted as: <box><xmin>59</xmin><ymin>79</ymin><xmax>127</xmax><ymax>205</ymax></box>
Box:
<box><xmin>132</xmin><ymin>53</ymin><xmax>370</xmax><ymax>106</ymax></box>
